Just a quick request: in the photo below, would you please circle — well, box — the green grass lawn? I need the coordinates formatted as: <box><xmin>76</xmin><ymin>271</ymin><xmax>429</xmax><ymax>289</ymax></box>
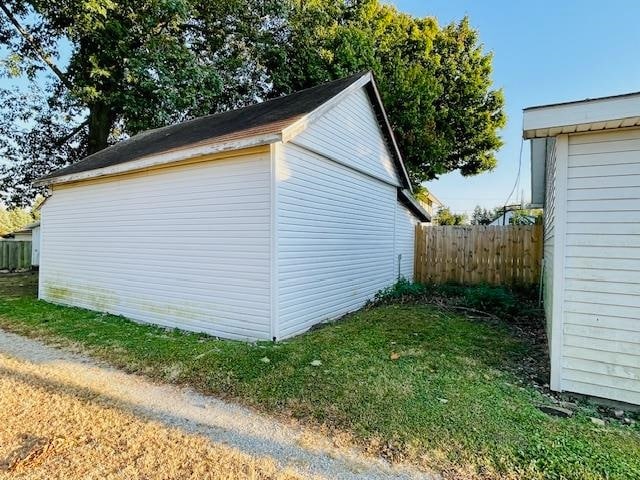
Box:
<box><xmin>0</xmin><ymin>273</ymin><xmax>639</xmax><ymax>479</ymax></box>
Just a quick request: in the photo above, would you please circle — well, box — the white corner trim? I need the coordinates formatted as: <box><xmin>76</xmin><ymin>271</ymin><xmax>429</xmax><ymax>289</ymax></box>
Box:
<box><xmin>269</xmin><ymin>142</ymin><xmax>282</xmax><ymax>341</ymax></box>
<box><xmin>35</xmin><ymin>133</ymin><xmax>281</xmax><ymax>186</ymax></box>
<box><xmin>550</xmin><ymin>134</ymin><xmax>568</xmax><ymax>392</ymax></box>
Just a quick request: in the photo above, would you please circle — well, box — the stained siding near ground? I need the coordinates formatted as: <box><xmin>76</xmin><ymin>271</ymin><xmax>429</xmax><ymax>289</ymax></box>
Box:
<box><xmin>276</xmin><ymin>143</ymin><xmax>397</xmax><ymax>339</ymax></box>
<box><xmin>395</xmin><ymin>203</ymin><xmax>417</xmax><ymax>281</ymax></box>
<box><xmin>562</xmin><ymin>128</ymin><xmax>640</xmax><ymax>404</ymax></box>
<box><xmin>292</xmin><ymin>87</ymin><xmax>401</xmax><ymax>187</ymax></box>
<box><xmin>39</xmin><ymin>152</ymin><xmax>273</xmax><ymax>340</ymax></box>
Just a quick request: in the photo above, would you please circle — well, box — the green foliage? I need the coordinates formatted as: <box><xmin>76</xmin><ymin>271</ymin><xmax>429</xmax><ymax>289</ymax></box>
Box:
<box><xmin>1</xmin><ymin>273</ymin><xmax>638</xmax><ymax>479</ymax></box>
<box><xmin>434</xmin><ymin>206</ymin><xmax>467</xmax><ymax>225</ymax></box>
<box><xmin>0</xmin><ymin>203</ymin><xmax>38</xmax><ymax>235</ymax></box>
<box><xmin>0</xmin><ymin>0</ymin><xmax>285</xmax><ymax>204</ymax></box>
<box><xmin>471</xmin><ymin>205</ymin><xmax>495</xmax><ymax>225</ymax></box>
<box><xmin>510</xmin><ymin>208</ymin><xmax>543</xmax><ymax>225</ymax></box>
<box><xmin>462</xmin><ymin>283</ymin><xmax>517</xmax><ymax>316</ymax></box>
<box><xmin>373</xmin><ymin>279</ymin><xmax>540</xmax><ymax>321</ymax></box>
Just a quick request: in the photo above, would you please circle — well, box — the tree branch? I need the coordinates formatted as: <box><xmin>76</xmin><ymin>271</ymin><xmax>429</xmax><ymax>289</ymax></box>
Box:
<box><xmin>0</xmin><ymin>3</ymin><xmax>73</xmax><ymax>91</ymax></box>
<box><xmin>54</xmin><ymin>119</ymin><xmax>88</xmax><ymax>148</ymax></box>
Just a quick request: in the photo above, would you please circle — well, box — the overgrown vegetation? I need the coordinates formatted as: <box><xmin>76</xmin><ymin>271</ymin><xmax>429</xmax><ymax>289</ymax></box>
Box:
<box><xmin>0</xmin><ymin>273</ymin><xmax>639</xmax><ymax>479</ymax></box>
<box><xmin>373</xmin><ymin>278</ymin><xmax>540</xmax><ymax>321</ymax></box>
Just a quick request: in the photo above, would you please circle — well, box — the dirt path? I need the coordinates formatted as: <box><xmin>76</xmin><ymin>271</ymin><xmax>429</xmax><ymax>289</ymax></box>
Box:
<box><xmin>0</xmin><ymin>329</ymin><xmax>435</xmax><ymax>480</ymax></box>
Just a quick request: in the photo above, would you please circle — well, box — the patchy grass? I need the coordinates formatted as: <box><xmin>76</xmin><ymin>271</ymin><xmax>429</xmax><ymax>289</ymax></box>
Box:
<box><xmin>0</xmin><ymin>273</ymin><xmax>639</xmax><ymax>479</ymax></box>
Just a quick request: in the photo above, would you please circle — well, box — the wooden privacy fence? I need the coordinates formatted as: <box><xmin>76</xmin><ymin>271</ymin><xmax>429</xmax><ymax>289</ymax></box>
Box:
<box><xmin>414</xmin><ymin>225</ymin><xmax>543</xmax><ymax>286</ymax></box>
<box><xmin>0</xmin><ymin>241</ymin><xmax>32</xmax><ymax>271</ymax></box>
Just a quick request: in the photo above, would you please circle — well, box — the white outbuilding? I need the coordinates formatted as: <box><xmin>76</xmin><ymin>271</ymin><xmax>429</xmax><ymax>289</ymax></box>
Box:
<box><xmin>35</xmin><ymin>72</ymin><xmax>429</xmax><ymax>341</ymax></box>
<box><xmin>524</xmin><ymin>92</ymin><xmax>640</xmax><ymax>405</ymax></box>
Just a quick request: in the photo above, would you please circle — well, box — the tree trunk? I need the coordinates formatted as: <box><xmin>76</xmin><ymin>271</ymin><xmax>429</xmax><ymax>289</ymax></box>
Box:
<box><xmin>87</xmin><ymin>102</ymin><xmax>111</xmax><ymax>154</ymax></box>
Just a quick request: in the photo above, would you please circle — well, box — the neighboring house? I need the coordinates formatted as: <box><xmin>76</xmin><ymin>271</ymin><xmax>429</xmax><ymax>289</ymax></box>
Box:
<box><xmin>524</xmin><ymin>92</ymin><xmax>640</xmax><ymax>405</ymax></box>
<box><xmin>2</xmin><ymin>226</ymin><xmax>32</xmax><ymax>242</ymax></box>
<box><xmin>35</xmin><ymin>72</ymin><xmax>429</xmax><ymax>341</ymax></box>
<box><xmin>2</xmin><ymin>221</ymin><xmax>40</xmax><ymax>267</ymax></box>
<box><xmin>418</xmin><ymin>189</ymin><xmax>443</xmax><ymax>219</ymax></box>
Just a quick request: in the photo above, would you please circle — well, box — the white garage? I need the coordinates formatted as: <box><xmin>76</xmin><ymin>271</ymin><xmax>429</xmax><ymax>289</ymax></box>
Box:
<box><xmin>524</xmin><ymin>92</ymin><xmax>640</xmax><ymax>405</ymax></box>
<box><xmin>35</xmin><ymin>72</ymin><xmax>428</xmax><ymax>341</ymax></box>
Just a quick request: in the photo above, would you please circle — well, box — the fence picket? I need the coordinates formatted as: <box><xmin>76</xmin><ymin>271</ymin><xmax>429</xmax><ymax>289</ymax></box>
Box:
<box><xmin>0</xmin><ymin>241</ymin><xmax>32</xmax><ymax>270</ymax></box>
<box><xmin>414</xmin><ymin>225</ymin><xmax>542</xmax><ymax>286</ymax></box>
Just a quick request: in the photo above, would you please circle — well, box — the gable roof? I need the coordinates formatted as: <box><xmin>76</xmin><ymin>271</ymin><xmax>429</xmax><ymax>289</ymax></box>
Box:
<box><xmin>37</xmin><ymin>72</ymin><xmax>413</xmax><ymax>193</ymax></box>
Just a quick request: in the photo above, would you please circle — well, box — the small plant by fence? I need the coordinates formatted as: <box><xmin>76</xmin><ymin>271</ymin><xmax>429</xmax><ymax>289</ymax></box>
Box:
<box><xmin>414</xmin><ymin>225</ymin><xmax>543</xmax><ymax>286</ymax></box>
<box><xmin>0</xmin><ymin>241</ymin><xmax>32</xmax><ymax>271</ymax></box>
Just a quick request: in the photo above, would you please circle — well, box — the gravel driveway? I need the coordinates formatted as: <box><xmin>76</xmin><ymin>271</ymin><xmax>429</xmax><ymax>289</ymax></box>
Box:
<box><xmin>0</xmin><ymin>329</ymin><xmax>435</xmax><ymax>480</ymax></box>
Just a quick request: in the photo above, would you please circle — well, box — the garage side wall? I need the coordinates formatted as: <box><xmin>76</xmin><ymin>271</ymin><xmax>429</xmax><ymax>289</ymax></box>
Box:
<box><xmin>39</xmin><ymin>151</ymin><xmax>273</xmax><ymax>340</ymax></box>
<box><xmin>562</xmin><ymin>128</ymin><xmax>640</xmax><ymax>404</ymax></box>
<box><xmin>275</xmin><ymin>142</ymin><xmax>398</xmax><ymax>339</ymax></box>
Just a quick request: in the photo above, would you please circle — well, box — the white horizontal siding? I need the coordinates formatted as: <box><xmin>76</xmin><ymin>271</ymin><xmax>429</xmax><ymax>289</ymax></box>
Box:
<box><xmin>395</xmin><ymin>203</ymin><xmax>417</xmax><ymax>281</ymax></box>
<box><xmin>276</xmin><ymin>143</ymin><xmax>397</xmax><ymax>338</ymax></box>
<box><xmin>560</xmin><ymin>129</ymin><xmax>640</xmax><ymax>404</ymax></box>
<box><xmin>39</xmin><ymin>152</ymin><xmax>273</xmax><ymax>340</ymax></box>
<box><xmin>293</xmin><ymin>86</ymin><xmax>400</xmax><ymax>186</ymax></box>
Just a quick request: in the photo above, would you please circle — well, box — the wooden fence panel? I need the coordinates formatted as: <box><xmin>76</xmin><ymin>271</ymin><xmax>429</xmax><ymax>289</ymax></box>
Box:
<box><xmin>0</xmin><ymin>241</ymin><xmax>32</xmax><ymax>271</ymax></box>
<box><xmin>414</xmin><ymin>225</ymin><xmax>543</xmax><ymax>286</ymax></box>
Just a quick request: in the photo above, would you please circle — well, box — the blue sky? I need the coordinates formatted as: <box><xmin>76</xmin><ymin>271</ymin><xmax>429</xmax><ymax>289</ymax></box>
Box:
<box><xmin>392</xmin><ymin>0</ymin><xmax>640</xmax><ymax>215</ymax></box>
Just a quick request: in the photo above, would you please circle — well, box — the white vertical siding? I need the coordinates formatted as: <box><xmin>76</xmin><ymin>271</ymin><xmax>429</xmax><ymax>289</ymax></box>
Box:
<box><xmin>39</xmin><ymin>151</ymin><xmax>273</xmax><ymax>341</ymax></box>
<box><xmin>395</xmin><ymin>203</ymin><xmax>417</xmax><ymax>281</ymax></box>
<box><xmin>543</xmin><ymin>139</ymin><xmax>557</xmax><ymax>345</ymax></box>
<box><xmin>561</xmin><ymin>128</ymin><xmax>640</xmax><ymax>404</ymax></box>
<box><xmin>276</xmin><ymin>143</ymin><xmax>397</xmax><ymax>339</ymax></box>
<box><xmin>293</xmin><ymin>87</ymin><xmax>401</xmax><ymax>186</ymax></box>
<box><xmin>31</xmin><ymin>226</ymin><xmax>40</xmax><ymax>266</ymax></box>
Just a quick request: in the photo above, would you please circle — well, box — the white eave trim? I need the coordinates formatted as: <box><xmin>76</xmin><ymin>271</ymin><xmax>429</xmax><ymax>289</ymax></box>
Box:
<box><xmin>523</xmin><ymin>92</ymin><xmax>640</xmax><ymax>139</ymax></box>
<box><xmin>35</xmin><ymin>133</ymin><xmax>281</xmax><ymax>186</ymax></box>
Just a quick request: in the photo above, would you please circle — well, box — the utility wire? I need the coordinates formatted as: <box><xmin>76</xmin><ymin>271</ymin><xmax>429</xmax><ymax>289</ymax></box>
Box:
<box><xmin>502</xmin><ymin>134</ymin><xmax>525</xmax><ymax>214</ymax></box>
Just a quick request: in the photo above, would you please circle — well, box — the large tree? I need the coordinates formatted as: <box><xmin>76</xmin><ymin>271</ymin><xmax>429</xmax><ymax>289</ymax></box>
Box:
<box><xmin>267</xmin><ymin>0</ymin><xmax>506</xmax><ymax>184</ymax></box>
<box><xmin>0</xmin><ymin>0</ymin><xmax>504</xmax><ymax>206</ymax></box>
<box><xmin>0</xmin><ymin>0</ymin><xmax>284</xmax><ymax>205</ymax></box>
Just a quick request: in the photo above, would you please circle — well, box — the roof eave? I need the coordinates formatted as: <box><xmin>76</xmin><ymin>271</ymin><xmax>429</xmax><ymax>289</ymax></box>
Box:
<box><xmin>398</xmin><ymin>188</ymin><xmax>430</xmax><ymax>222</ymax></box>
<box><xmin>523</xmin><ymin>92</ymin><xmax>640</xmax><ymax>139</ymax></box>
<box><xmin>34</xmin><ymin>133</ymin><xmax>281</xmax><ymax>187</ymax></box>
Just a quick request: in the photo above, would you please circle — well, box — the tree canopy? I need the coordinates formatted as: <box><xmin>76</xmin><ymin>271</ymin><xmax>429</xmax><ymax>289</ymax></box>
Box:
<box><xmin>471</xmin><ymin>205</ymin><xmax>495</xmax><ymax>225</ymax></box>
<box><xmin>0</xmin><ymin>0</ymin><xmax>505</xmax><ymax>206</ymax></box>
<box><xmin>433</xmin><ymin>207</ymin><xmax>467</xmax><ymax>226</ymax></box>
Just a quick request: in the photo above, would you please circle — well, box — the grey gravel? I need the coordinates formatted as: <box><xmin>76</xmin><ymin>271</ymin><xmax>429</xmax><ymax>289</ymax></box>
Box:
<box><xmin>0</xmin><ymin>329</ymin><xmax>437</xmax><ymax>480</ymax></box>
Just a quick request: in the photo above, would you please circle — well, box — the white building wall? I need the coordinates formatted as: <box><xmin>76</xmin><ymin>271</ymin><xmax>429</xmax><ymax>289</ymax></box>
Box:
<box><xmin>293</xmin><ymin>87</ymin><xmax>401</xmax><ymax>187</ymax></box>
<box><xmin>560</xmin><ymin>128</ymin><xmax>640</xmax><ymax>404</ymax></box>
<box><xmin>275</xmin><ymin>143</ymin><xmax>398</xmax><ymax>339</ymax></box>
<box><xmin>39</xmin><ymin>151</ymin><xmax>273</xmax><ymax>340</ymax></box>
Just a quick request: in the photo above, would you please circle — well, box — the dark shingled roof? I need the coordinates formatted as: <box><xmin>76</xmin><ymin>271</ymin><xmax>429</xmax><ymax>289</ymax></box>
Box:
<box><xmin>40</xmin><ymin>72</ymin><xmax>369</xmax><ymax>181</ymax></box>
